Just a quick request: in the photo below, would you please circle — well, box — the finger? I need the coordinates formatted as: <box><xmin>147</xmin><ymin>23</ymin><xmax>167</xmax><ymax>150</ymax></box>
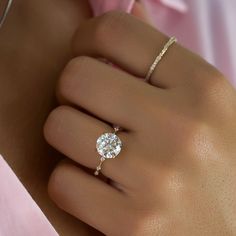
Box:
<box><xmin>44</xmin><ymin>105</ymin><xmax>136</xmax><ymax>182</ymax></box>
<box><xmin>73</xmin><ymin>11</ymin><xmax>207</xmax><ymax>88</ymax></box>
<box><xmin>48</xmin><ymin>160</ymin><xmax>129</xmax><ymax>235</ymax></box>
<box><xmin>131</xmin><ymin>2</ymin><xmax>152</xmax><ymax>24</ymax></box>
<box><xmin>57</xmin><ymin>56</ymin><xmax>160</xmax><ymax>130</ymax></box>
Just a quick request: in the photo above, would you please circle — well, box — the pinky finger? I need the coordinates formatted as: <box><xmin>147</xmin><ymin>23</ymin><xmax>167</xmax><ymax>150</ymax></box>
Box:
<box><xmin>48</xmin><ymin>160</ymin><xmax>129</xmax><ymax>235</ymax></box>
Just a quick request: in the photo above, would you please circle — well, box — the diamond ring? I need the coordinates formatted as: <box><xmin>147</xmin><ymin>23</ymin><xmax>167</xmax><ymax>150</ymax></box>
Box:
<box><xmin>144</xmin><ymin>36</ymin><xmax>177</xmax><ymax>83</ymax></box>
<box><xmin>94</xmin><ymin>126</ymin><xmax>122</xmax><ymax>176</ymax></box>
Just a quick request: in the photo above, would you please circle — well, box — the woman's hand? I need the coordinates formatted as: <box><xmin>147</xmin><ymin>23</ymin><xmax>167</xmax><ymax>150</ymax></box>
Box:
<box><xmin>44</xmin><ymin>11</ymin><xmax>236</xmax><ymax>236</ymax></box>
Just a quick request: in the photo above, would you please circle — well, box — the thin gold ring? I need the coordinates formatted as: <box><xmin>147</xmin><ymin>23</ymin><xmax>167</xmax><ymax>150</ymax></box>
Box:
<box><xmin>0</xmin><ymin>0</ymin><xmax>13</xmax><ymax>29</ymax></box>
<box><xmin>144</xmin><ymin>36</ymin><xmax>177</xmax><ymax>83</ymax></box>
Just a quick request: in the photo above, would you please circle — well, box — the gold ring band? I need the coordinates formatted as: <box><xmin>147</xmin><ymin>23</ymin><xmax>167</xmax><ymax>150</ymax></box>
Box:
<box><xmin>145</xmin><ymin>36</ymin><xmax>177</xmax><ymax>83</ymax></box>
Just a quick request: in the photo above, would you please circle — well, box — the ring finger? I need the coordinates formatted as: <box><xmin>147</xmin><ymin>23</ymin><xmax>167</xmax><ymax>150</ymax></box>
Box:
<box><xmin>44</xmin><ymin>105</ymin><xmax>138</xmax><ymax>184</ymax></box>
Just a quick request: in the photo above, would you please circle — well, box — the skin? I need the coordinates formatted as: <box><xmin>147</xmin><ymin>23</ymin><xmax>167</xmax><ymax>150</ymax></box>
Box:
<box><xmin>0</xmin><ymin>0</ymin><xmax>102</xmax><ymax>235</ymax></box>
<box><xmin>44</xmin><ymin>11</ymin><xmax>236</xmax><ymax>236</ymax></box>
<box><xmin>0</xmin><ymin>1</ymin><xmax>149</xmax><ymax>235</ymax></box>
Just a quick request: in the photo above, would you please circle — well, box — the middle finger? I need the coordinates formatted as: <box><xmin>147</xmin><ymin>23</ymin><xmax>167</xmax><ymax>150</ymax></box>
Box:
<box><xmin>57</xmin><ymin>56</ymin><xmax>160</xmax><ymax>131</ymax></box>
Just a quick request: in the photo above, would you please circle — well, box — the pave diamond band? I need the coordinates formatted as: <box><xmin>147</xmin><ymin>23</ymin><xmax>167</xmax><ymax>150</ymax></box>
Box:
<box><xmin>0</xmin><ymin>0</ymin><xmax>13</xmax><ymax>29</ymax></box>
<box><xmin>145</xmin><ymin>36</ymin><xmax>177</xmax><ymax>83</ymax></box>
<box><xmin>94</xmin><ymin>128</ymin><xmax>122</xmax><ymax>176</ymax></box>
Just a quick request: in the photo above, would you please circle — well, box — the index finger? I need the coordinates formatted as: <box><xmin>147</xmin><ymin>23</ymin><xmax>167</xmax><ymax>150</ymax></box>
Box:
<box><xmin>73</xmin><ymin>11</ymin><xmax>207</xmax><ymax>88</ymax></box>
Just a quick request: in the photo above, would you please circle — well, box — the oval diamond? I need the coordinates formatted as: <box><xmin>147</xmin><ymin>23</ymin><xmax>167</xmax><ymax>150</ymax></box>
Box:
<box><xmin>96</xmin><ymin>133</ymin><xmax>122</xmax><ymax>159</ymax></box>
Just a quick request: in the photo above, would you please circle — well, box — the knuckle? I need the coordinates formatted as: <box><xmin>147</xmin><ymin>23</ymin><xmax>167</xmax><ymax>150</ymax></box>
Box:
<box><xmin>93</xmin><ymin>11</ymin><xmax>128</xmax><ymax>49</ymax></box>
<box><xmin>180</xmin><ymin>120</ymin><xmax>214</xmax><ymax>161</ymax></box>
<box><xmin>194</xmin><ymin>67</ymin><xmax>235</xmax><ymax>120</ymax></box>
<box><xmin>169</xmin><ymin>112</ymin><xmax>211</xmax><ymax>159</ymax></box>
<box><xmin>201</xmin><ymin>72</ymin><xmax>225</xmax><ymax>96</ymax></box>
<box><xmin>179</xmin><ymin>120</ymin><xmax>203</xmax><ymax>152</ymax></box>
<box><xmin>196</xmin><ymin>67</ymin><xmax>229</xmax><ymax>105</ymax></box>
<box><xmin>192</xmin><ymin>59</ymin><xmax>223</xmax><ymax>82</ymax></box>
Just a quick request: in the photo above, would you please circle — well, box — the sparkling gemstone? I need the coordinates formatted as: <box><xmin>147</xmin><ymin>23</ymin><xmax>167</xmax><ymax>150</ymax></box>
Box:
<box><xmin>96</xmin><ymin>133</ymin><xmax>122</xmax><ymax>159</ymax></box>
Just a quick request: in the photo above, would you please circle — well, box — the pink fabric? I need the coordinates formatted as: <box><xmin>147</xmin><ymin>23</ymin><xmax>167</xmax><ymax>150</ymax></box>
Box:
<box><xmin>89</xmin><ymin>0</ymin><xmax>135</xmax><ymax>16</ymax></box>
<box><xmin>159</xmin><ymin>0</ymin><xmax>188</xmax><ymax>13</ymax></box>
<box><xmin>0</xmin><ymin>155</ymin><xmax>58</xmax><ymax>236</ymax></box>
<box><xmin>1</xmin><ymin>0</ymin><xmax>236</xmax><ymax>235</ymax></box>
<box><xmin>89</xmin><ymin>0</ymin><xmax>236</xmax><ymax>87</ymax></box>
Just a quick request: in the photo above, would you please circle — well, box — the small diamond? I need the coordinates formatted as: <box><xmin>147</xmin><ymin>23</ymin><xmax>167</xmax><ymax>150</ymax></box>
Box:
<box><xmin>96</xmin><ymin>133</ymin><xmax>122</xmax><ymax>159</ymax></box>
